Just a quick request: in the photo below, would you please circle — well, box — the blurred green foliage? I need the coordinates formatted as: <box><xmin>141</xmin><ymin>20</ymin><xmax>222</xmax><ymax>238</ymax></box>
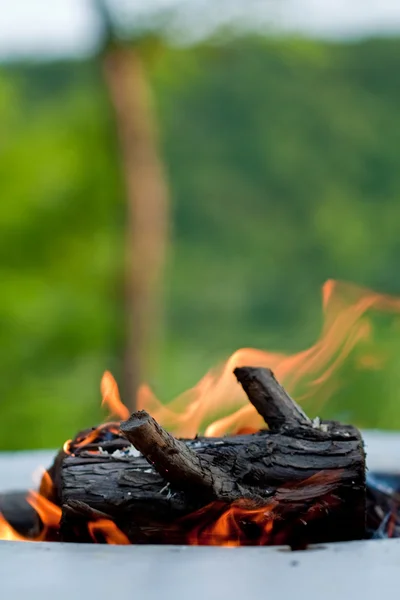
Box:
<box><xmin>1</xmin><ymin>36</ymin><xmax>400</xmax><ymax>448</ymax></box>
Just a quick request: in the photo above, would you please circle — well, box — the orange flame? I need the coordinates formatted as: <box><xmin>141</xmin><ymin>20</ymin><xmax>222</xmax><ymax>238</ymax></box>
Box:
<box><xmin>136</xmin><ymin>280</ymin><xmax>400</xmax><ymax>437</ymax></box>
<box><xmin>0</xmin><ymin>514</ymin><xmax>30</xmax><ymax>541</ymax></box>
<box><xmin>185</xmin><ymin>471</ymin><xmax>343</xmax><ymax>546</ymax></box>
<box><xmin>26</xmin><ymin>490</ymin><xmax>61</xmax><ymax>530</ymax></box>
<box><xmin>186</xmin><ymin>501</ymin><xmax>276</xmax><ymax>546</ymax></box>
<box><xmin>61</xmin><ymin>372</ymin><xmax>128</xmax><ymax>457</ymax></box>
<box><xmin>101</xmin><ymin>371</ymin><xmax>130</xmax><ymax>420</ymax></box>
<box><xmin>0</xmin><ymin>469</ymin><xmax>62</xmax><ymax>542</ymax></box>
<box><xmin>88</xmin><ymin>519</ymin><xmax>130</xmax><ymax>545</ymax></box>
<box><xmin>37</xmin><ymin>469</ymin><xmax>55</xmax><ymax>499</ymax></box>
<box><xmin>72</xmin><ymin>422</ymin><xmax>121</xmax><ymax>450</ymax></box>
<box><xmin>0</xmin><ymin>468</ymin><xmax>130</xmax><ymax>544</ymax></box>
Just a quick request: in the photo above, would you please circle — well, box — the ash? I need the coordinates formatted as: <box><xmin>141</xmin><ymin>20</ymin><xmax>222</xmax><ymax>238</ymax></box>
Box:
<box><xmin>312</xmin><ymin>417</ymin><xmax>328</xmax><ymax>432</ymax></box>
<box><xmin>98</xmin><ymin>444</ymin><xmax>141</xmax><ymax>459</ymax></box>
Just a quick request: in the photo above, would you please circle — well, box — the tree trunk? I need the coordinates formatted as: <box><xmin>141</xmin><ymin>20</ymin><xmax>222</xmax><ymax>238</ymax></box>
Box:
<box><xmin>59</xmin><ymin>367</ymin><xmax>366</xmax><ymax>547</ymax></box>
<box><xmin>103</xmin><ymin>46</ymin><xmax>169</xmax><ymax>410</ymax></box>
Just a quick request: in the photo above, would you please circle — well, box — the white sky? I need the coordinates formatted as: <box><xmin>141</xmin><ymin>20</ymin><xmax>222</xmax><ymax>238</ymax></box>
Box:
<box><xmin>1</xmin><ymin>0</ymin><xmax>400</xmax><ymax>60</ymax></box>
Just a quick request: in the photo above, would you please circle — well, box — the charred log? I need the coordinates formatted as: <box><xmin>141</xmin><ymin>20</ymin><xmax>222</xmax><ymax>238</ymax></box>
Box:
<box><xmin>59</xmin><ymin>367</ymin><xmax>366</xmax><ymax>546</ymax></box>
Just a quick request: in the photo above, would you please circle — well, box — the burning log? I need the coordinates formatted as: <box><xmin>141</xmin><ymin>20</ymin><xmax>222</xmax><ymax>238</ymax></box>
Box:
<box><xmin>57</xmin><ymin>367</ymin><xmax>366</xmax><ymax>546</ymax></box>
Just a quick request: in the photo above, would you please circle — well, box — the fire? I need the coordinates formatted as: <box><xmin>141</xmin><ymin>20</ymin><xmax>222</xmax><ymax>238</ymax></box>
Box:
<box><xmin>0</xmin><ymin>515</ymin><xmax>29</xmax><ymax>542</ymax></box>
<box><xmin>61</xmin><ymin>372</ymin><xmax>127</xmax><ymax>456</ymax></box>
<box><xmin>101</xmin><ymin>370</ymin><xmax>130</xmax><ymax>420</ymax></box>
<box><xmin>36</xmin><ymin>469</ymin><xmax>53</xmax><ymax>497</ymax></box>
<box><xmin>185</xmin><ymin>501</ymin><xmax>276</xmax><ymax>546</ymax></box>
<box><xmin>0</xmin><ymin>468</ymin><xmax>129</xmax><ymax>544</ymax></box>
<box><xmin>26</xmin><ymin>491</ymin><xmax>62</xmax><ymax>537</ymax></box>
<box><xmin>1</xmin><ymin>279</ymin><xmax>400</xmax><ymax>545</ymax></box>
<box><xmin>88</xmin><ymin>519</ymin><xmax>130</xmax><ymax>545</ymax></box>
<box><xmin>184</xmin><ymin>471</ymin><xmax>342</xmax><ymax>546</ymax></box>
<box><xmin>0</xmin><ymin>470</ymin><xmax>62</xmax><ymax>542</ymax></box>
<box><xmin>138</xmin><ymin>279</ymin><xmax>400</xmax><ymax>437</ymax></box>
<box><xmin>72</xmin><ymin>279</ymin><xmax>400</xmax><ymax>444</ymax></box>
<box><xmin>72</xmin><ymin>422</ymin><xmax>121</xmax><ymax>450</ymax></box>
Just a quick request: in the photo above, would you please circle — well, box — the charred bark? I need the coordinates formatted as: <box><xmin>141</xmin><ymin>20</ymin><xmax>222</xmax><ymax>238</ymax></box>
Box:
<box><xmin>59</xmin><ymin>367</ymin><xmax>366</xmax><ymax>546</ymax></box>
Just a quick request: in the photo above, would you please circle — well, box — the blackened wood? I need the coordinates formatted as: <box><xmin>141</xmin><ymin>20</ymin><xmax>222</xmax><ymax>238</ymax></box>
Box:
<box><xmin>60</xmin><ymin>422</ymin><xmax>365</xmax><ymax>545</ymax></box>
<box><xmin>57</xmin><ymin>367</ymin><xmax>365</xmax><ymax>545</ymax></box>
<box><xmin>120</xmin><ymin>410</ymin><xmax>236</xmax><ymax>498</ymax></box>
<box><xmin>234</xmin><ymin>367</ymin><xmax>311</xmax><ymax>430</ymax></box>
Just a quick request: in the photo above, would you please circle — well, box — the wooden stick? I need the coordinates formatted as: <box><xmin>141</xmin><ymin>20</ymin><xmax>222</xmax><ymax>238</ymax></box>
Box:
<box><xmin>234</xmin><ymin>367</ymin><xmax>311</xmax><ymax>430</ymax></box>
<box><xmin>120</xmin><ymin>410</ymin><xmax>236</xmax><ymax>498</ymax></box>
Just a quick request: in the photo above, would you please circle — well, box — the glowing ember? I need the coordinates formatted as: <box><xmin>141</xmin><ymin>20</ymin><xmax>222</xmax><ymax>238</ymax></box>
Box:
<box><xmin>37</xmin><ymin>469</ymin><xmax>54</xmax><ymax>497</ymax></box>
<box><xmin>185</xmin><ymin>501</ymin><xmax>276</xmax><ymax>546</ymax></box>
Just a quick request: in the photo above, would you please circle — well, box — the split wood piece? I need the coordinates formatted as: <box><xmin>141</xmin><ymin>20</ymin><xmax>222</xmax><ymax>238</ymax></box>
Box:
<box><xmin>59</xmin><ymin>366</ymin><xmax>366</xmax><ymax>546</ymax></box>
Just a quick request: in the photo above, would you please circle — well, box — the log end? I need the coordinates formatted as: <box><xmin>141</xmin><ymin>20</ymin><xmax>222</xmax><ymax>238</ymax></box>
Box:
<box><xmin>234</xmin><ymin>366</ymin><xmax>272</xmax><ymax>381</ymax></box>
<box><xmin>120</xmin><ymin>410</ymin><xmax>151</xmax><ymax>435</ymax></box>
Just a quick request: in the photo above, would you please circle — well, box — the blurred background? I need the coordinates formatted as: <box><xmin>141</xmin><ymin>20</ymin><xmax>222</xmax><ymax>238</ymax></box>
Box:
<box><xmin>2</xmin><ymin>0</ymin><xmax>400</xmax><ymax>449</ymax></box>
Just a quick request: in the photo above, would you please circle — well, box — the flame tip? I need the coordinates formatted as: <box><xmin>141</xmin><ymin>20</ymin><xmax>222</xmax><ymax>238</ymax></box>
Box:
<box><xmin>100</xmin><ymin>371</ymin><xmax>130</xmax><ymax>421</ymax></box>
